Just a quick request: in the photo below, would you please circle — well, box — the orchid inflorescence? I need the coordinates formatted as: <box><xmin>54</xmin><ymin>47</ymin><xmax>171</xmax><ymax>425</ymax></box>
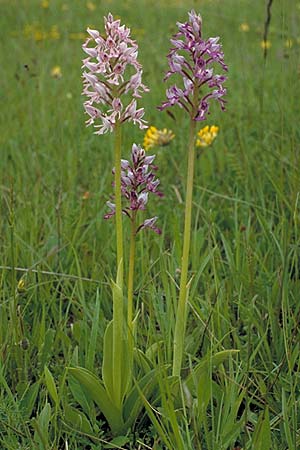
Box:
<box><xmin>159</xmin><ymin>10</ymin><xmax>227</xmax><ymax>121</ymax></box>
<box><xmin>105</xmin><ymin>144</ymin><xmax>163</xmax><ymax>234</ymax></box>
<box><xmin>82</xmin><ymin>13</ymin><xmax>149</xmax><ymax>134</ymax></box>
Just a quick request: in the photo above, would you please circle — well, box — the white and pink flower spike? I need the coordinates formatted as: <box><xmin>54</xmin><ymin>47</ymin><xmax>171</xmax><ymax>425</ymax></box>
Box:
<box><xmin>82</xmin><ymin>13</ymin><xmax>149</xmax><ymax>134</ymax></box>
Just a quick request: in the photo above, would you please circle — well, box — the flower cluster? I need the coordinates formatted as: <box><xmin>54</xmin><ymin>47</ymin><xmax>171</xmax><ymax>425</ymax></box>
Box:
<box><xmin>82</xmin><ymin>13</ymin><xmax>149</xmax><ymax>134</ymax></box>
<box><xmin>105</xmin><ymin>144</ymin><xmax>162</xmax><ymax>234</ymax></box>
<box><xmin>159</xmin><ymin>10</ymin><xmax>227</xmax><ymax>121</ymax></box>
<box><xmin>196</xmin><ymin>125</ymin><xmax>218</xmax><ymax>147</ymax></box>
<box><xmin>143</xmin><ymin>126</ymin><xmax>175</xmax><ymax>150</ymax></box>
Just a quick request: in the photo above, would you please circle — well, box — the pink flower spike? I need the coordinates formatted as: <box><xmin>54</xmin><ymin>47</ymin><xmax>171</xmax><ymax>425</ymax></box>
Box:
<box><xmin>159</xmin><ymin>10</ymin><xmax>227</xmax><ymax>121</ymax></box>
<box><xmin>82</xmin><ymin>13</ymin><xmax>149</xmax><ymax>134</ymax></box>
<box><xmin>105</xmin><ymin>144</ymin><xmax>163</xmax><ymax>234</ymax></box>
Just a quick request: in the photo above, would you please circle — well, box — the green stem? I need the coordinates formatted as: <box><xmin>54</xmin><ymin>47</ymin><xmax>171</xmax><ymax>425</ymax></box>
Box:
<box><xmin>112</xmin><ymin>120</ymin><xmax>124</xmax><ymax>408</ymax></box>
<box><xmin>127</xmin><ymin>212</ymin><xmax>137</xmax><ymax>347</ymax></box>
<box><xmin>172</xmin><ymin>116</ymin><xmax>197</xmax><ymax>377</ymax></box>
<box><xmin>114</xmin><ymin>121</ymin><xmax>124</xmax><ymax>286</ymax></box>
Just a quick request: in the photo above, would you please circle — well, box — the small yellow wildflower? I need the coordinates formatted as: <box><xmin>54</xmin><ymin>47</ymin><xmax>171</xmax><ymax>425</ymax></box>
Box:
<box><xmin>51</xmin><ymin>66</ymin><xmax>62</xmax><ymax>78</ymax></box>
<box><xmin>17</xmin><ymin>278</ymin><xmax>26</xmax><ymax>293</ymax></box>
<box><xmin>284</xmin><ymin>39</ymin><xmax>293</xmax><ymax>48</ymax></box>
<box><xmin>239</xmin><ymin>23</ymin><xmax>250</xmax><ymax>32</ymax></box>
<box><xmin>196</xmin><ymin>125</ymin><xmax>219</xmax><ymax>148</ymax></box>
<box><xmin>34</xmin><ymin>30</ymin><xmax>47</xmax><ymax>42</ymax></box>
<box><xmin>87</xmin><ymin>1</ymin><xmax>96</xmax><ymax>11</ymax></box>
<box><xmin>49</xmin><ymin>25</ymin><xmax>60</xmax><ymax>40</ymax></box>
<box><xmin>260</xmin><ymin>40</ymin><xmax>271</xmax><ymax>50</ymax></box>
<box><xmin>143</xmin><ymin>126</ymin><xmax>175</xmax><ymax>151</ymax></box>
<box><xmin>41</xmin><ymin>0</ymin><xmax>49</xmax><ymax>8</ymax></box>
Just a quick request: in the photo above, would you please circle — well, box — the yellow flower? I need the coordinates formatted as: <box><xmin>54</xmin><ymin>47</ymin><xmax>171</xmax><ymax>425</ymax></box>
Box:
<box><xmin>285</xmin><ymin>39</ymin><xmax>293</xmax><ymax>48</ymax></box>
<box><xmin>196</xmin><ymin>125</ymin><xmax>219</xmax><ymax>148</ymax></box>
<box><xmin>87</xmin><ymin>1</ymin><xmax>96</xmax><ymax>11</ymax></box>
<box><xmin>34</xmin><ymin>30</ymin><xmax>47</xmax><ymax>41</ymax></box>
<box><xmin>41</xmin><ymin>0</ymin><xmax>49</xmax><ymax>8</ymax></box>
<box><xmin>51</xmin><ymin>66</ymin><xmax>62</xmax><ymax>78</ymax></box>
<box><xmin>260</xmin><ymin>40</ymin><xmax>271</xmax><ymax>50</ymax></box>
<box><xmin>49</xmin><ymin>25</ymin><xmax>60</xmax><ymax>40</ymax></box>
<box><xmin>239</xmin><ymin>23</ymin><xmax>250</xmax><ymax>32</ymax></box>
<box><xmin>143</xmin><ymin>126</ymin><xmax>175</xmax><ymax>151</ymax></box>
<box><xmin>17</xmin><ymin>278</ymin><xmax>26</xmax><ymax>293</ymax></box>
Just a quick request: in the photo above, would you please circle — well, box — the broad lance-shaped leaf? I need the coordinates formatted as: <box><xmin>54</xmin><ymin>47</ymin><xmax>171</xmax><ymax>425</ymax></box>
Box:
<box><xmin>102</xmin><ymin>321</ymin><xmax>114</xmax><ymax>402</ymax></box>
<box><xmin>111</xmin><ymin>259</ymin><xmax>124</xmax><ymax>409</ymax></box>
<box><xmin>252</xmin><ymin>407</ymin><xmax>271</xmax><ymax>450</ymax></box>
<box><xmin>68</xmin><ymin>367</ymin><xmax>124</xmax><ymax>435</ymax></box>
<box><xmin>102</xmin><ymin>321</ymin><xmax>131</xmax><ymax>407</ymax></box>
<box><xmin>123</xmin><ymin>368</ymin><xmax>159</xmax><ymax>428</ymax></box>
<box><xmin>64</xmin><ymin>404</ymin><xmax>93</xmax><ymax>435</ymax></box>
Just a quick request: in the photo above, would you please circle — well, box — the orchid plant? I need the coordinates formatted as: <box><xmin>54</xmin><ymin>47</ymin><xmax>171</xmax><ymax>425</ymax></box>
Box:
<box><xmin>68</xmin><ymin>14</ymin><xmax>163</xmax><ymax>436</ymax></box>
<box><xmin>67</xmin><ymin>8</ymin><xmax>228</xmax><ymax>440</ymax></box>
<box><xmin>159</xmin><ymin>10</ymin><xmax>228</xmax><ymax>376</ymax></box>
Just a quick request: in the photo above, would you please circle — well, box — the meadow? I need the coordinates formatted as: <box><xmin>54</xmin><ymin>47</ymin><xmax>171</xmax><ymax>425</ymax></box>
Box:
<box><xmin>1</xmin><ymin>0</ymin><xmax>300</xmax><ymax>448</ymax></box>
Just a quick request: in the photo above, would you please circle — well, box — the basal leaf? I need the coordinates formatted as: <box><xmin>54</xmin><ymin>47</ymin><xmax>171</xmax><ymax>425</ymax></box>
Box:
<box><xmin>68</xmin><ymin>366</ymin><xmax>124</xmax><ymax>435</ymax></box>
<box><xmin>44</xmin><ymin>365</ymin><xmax>59</xmax><ymax>407</ymax></box>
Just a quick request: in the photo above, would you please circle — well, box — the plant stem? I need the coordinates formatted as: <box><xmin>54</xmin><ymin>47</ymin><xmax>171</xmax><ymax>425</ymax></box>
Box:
<box><xmin>172</xmin><ymin>116</ymin><xmax>197</xmax><ymax>377</ymax></box>
<box><xmin>114</xmin><ymin>120</ymin><xmax>124</xmax><ymax>286</ymax></box>
<box><xmin>127</xmin><ymin>212</ymin><xmax>137</xmax><ymax>347</ymax></box>
<box><xmin>112</xmin><ymin>120</ymin><xmax>124</xmax><ymax>408</ymax></box>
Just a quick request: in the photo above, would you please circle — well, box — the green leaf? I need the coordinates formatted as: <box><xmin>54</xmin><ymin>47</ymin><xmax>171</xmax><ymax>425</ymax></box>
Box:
<box><xmin>86</xmin><ymin>289</ymin><xmax>101</xmax><ymax>371</ymax></box>
<box><xmin>185</xmin><ymin>350</ymin><xmax>239</xmax><ymax>394</ymax></box>
<box><xmin>252</xmin><ymin>407</ymin><xmax>272</xmax><ymax>450</ymax></box>
<box><xmin>195</xmin><ymin>370</ymin><xmax>211</xmax><ymax>420</ymax></box>
<box><xmin>68</xmin><ymin>366</ymin><xmax>124</xmax><ymax>435</ymax></box>
<box><xmin>102</xmin><ymin>320</ymin><xmax>115</xmax><ymax>402</ymax></box>
<box><xmin>44</xmin><ymin>365</ymin><xmax>59</xmax><ymax>407</ymax></box>
<box><xmin>123</xmin><ymin>368</ymin><xmax>158</xmax><ymax>427</ymax></box>
<box><xmin>33</xmin><ymin>402</ymin><xmax>51</xmax><ymax>450</ymax></box>
<box><xmin>103</xmin><ymin>321</ymin><xmax>131</xmax><ymax>411</ymax></box>
<box><xmin>20</xmin><ymin>381</ymin><xmax>40</xmax><ymax>419</ymax></box>
<box><xmin>120</xmin><ymin>337</ymin><xmax>131</xmax><ymax>400</ymax></box>
<box><xmin>134</xmin><ymin>348</ymin><xmax>152</xmax><ymax>373</ymax></box>
<box><xmin>39</xmin><ymin>328</ymin><xmax>55</xmax><ymax>368</ymax></box>
<box><xmin>103</xmin><ymin>435</ymin><xmax>130</xmax><ymax>448</ymax></box>
<box><xmin>68</xmin><ymin>374</ymin><xmax>91</xmax><ymax>416</ymax></box>
<box><xmin>111</xmin><ymin>275</ymin><xmax>124</xmax><ymax>409</ymax></box>
<box><xmin>64</xmin><ymin>403</ymin><xmax>94</xmax><ymax>435</ymax></box>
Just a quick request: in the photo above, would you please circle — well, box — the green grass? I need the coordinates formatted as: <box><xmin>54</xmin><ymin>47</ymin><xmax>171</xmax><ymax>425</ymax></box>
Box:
<box><xmin>1</xmin><ymin>0</ymin><xmax>300</xmax><ymax>448</ymax></box>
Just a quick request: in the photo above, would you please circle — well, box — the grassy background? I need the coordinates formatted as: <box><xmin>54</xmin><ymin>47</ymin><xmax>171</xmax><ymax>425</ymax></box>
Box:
<box><xmin>1</xmin><ymin>0</ymin><xmax>300</xmax><ymax>448</ymax></box>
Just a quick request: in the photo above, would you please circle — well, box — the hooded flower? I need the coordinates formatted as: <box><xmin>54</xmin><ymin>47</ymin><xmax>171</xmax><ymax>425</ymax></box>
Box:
<box><xmin>105</xmin><ymin>144</ymin><xmax>163</xmax><ymax>234</ymax></box>
<box><xmin>159</xmin><ymin>10</ymin><xmax>227</xmax><ymax>121</ymax></box>
<box><xmin>82</xmin><ymin>13</ymin><xmax>149</xmax><ymax>134</ymax></box>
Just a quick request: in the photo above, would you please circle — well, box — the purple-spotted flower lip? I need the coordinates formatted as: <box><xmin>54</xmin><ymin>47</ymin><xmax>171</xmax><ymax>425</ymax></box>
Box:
<box><xmin>105</xmin><ymin>143</ymin><xmax>163</xmax><ymax>234</ymax></box>
<box><xmin>158</xmin><ymin>10</ymin><xmax>227</xmax><ymax>122</ymax></box>
<box><xmin>82</xmin><ymin>13</ymin><xmax>149</xmax><ymax>135</ymax></box>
